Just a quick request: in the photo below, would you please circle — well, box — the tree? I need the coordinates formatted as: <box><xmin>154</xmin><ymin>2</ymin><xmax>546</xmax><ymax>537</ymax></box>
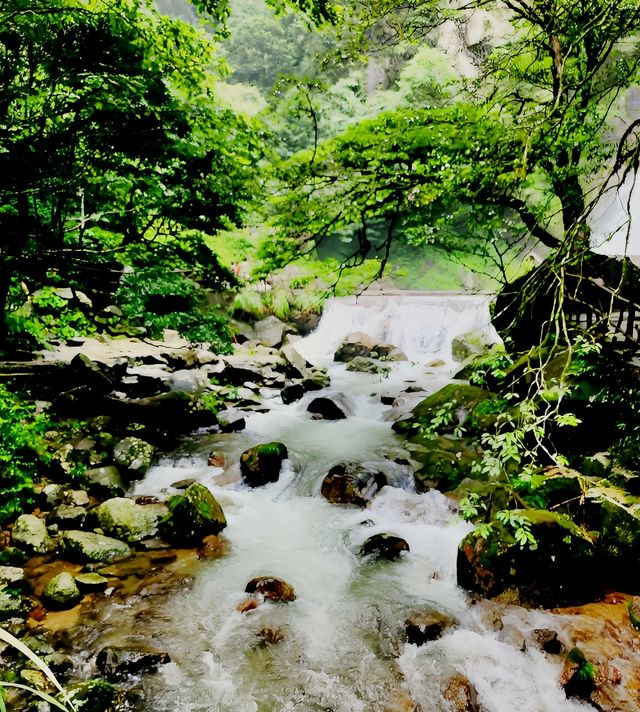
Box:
<box><xmin>271</xmin><ymin>0</ymin><xmax>640</xmax><ymax>318</ymax></box>
<box><xmin>0</xmin><ymin>0</ymin><xmax>263</xmax><ymax>340</ymax></box>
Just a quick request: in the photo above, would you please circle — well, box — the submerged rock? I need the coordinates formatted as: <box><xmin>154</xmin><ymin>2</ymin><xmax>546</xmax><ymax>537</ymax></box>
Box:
<box><xmin>95</xmin><ymin>498</ymin><xmax>158</xmax><ymax>543</ymax></box>
<box><xmin>360</xmin><ymin>534</ymin><xmax>410</xmax><ymax>560</ymax></box>
<box><xmin>96</xmin><ymin>646</ymin><xmax>171</xmax><ymax>681</ymax></box>
<box><xmin>320</xmin><ymin>463</ymin><xmax>386</xmax><ymax>507</ymax></box>
<box><xmin>159</xmin><ymin>482</ymin><xmax>227</xmax><ymax>545</ymax></box>
<box><xmin>240</xmin><ymin>442</ymin><xmax>289</xmax><ymax>487</ymax></box>
<box><xmin>245</xmin><ymin>576</ymin><xmax>296</xmax><ymax>603</ymax></box>
<box><xmin>346</xmin><ymin>356</ymin><xmax>389</xmax><ymax>374</ymax></box>
<box><xmin>60</xmin><ymin>530</ymin><xmax>132</xmax><ymax>563</ymax></box>
<box><xmin>442</xmin><ymin>674</ymin><xmax>480</xmax><ymax>712</ymax></box>
<box><xmin>42</xmin><ymin>572</ymin><xmax>82</xmax><ymax>609</ymax></box>
<box><xmin>307</xmin><ymin>397</ymin><xmax>347</xmax><ymax>420</ymax></box>
<box><xmin>11</xmin><ymin>514</ymin><xmax>54</xmax><ymax>554</ymax></box>
<box><xmin>405</xmin><ymin>607</ymin><xmax>456</xmax><ymax>645</ymax></box>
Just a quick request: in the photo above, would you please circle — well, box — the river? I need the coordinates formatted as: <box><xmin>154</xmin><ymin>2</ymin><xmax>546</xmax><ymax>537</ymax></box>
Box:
<box><xmin>77</xmin><ymin>294</ymin><xmax>594</xmax><ymax>711</ymax></box>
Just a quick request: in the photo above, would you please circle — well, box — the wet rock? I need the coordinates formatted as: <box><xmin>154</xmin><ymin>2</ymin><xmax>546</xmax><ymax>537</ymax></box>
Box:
<box><xmin>240</xmin><ymin>442</ymin><xmax>289</xmax><ymax>487</ymax></box>
<box><xmin>307</xmin><ymin>397</ymin><xmax>346</xmax><ymax>420</ymax></box>
<box><xmin>171</xmin><ymin>478</ymin><xmax>196</xmax><ymax>490</ymax></box>
<box><xmin>198</xmin><ymin>534</ymin><xmax>230</xmax><ymax>559</ymax></box>
<box><xmin>281</xmin><ymin>343</ymin><xmax>309</xmax><ymax>375</ymax></box>
<box><xmin>207</xmin><ymin>452</ymin><xmax>226</xmax><ymax>468</ymax></box>
<box><xmin>245</xmin><ymin>576</ymin><xmax>296</xmax><ymax>603</ymax></box>
<box><xmin>561</xmin><ymin>647</ymin><xmax>596</xmax><ymax>702</ymax></box>
<box><xmin>334</xmin><ymin>334</ymin><xmax>406</xmax><ymax>363</ymax></box>
<box><xmin>217</xmin><ymin>364</ymin><xmax>266</xmax><ymax>387</ymax></box>
<box><xmin>360</xmin><ymin>534</ymin><xmax>410</xmax><ymax>560</ymax></box>
<box><xmin>405</xmin><ymin>608</ymin><xmax>456</xmax><ymax>645</ymax></box>
<box><xmin>281</xmin><ymin>383</ymin><xmax>304</xmax><ymax>404</ymax></box>
<box><xmin>11</xmin><ymin>514</ymin><xmax>54</xmax><ymax>554</ymax></box>
<box><xmin>218</xmin><ymin>414</ymin><xmax>246</xmax><ymax>433</ymax></box>
<box><xmin>457</xmin><ymin>510</ymin><xmax>599</xmax><ymax>607</ymax></box>
<box><xmin>531</xmin><ymin>628</ymin><xmax>563</xmax><ymax>655</ymax></box>
<box><xmin>60</xmin><ymin>530</ymin><xmax>132</xmax><ymax>563</ymax></box>
<box><xmin>113</xmin><ymin>436</ymin><xmax>156</xmax><ymax>476</ymax></box>
<box><xmin>96</xmin><ymin>646</ymin><xmax>171</xmax><ymax>681</ymax></box>
<box><xmin>320</xmin><ymin>463</ymin><xmax>386</xmax><ymax>507</ymax></box>
<box><xmin>41</xmin><ymin>483</ymin><xmax>65</xmax><ymax>508</ymax></box>
<box><xmin>49</xmin><ymin>504</ymin><xmax>87</xmax><ymax>530</ymax></box>
<box><xmin>159</xmin><ymin>482</ymin><xmax>227</xmax><ymax>545</ymax></box>
<box><xmin>20</xmin><ymin>669</ymin><xmax>51</xmax><ymax>693</ymax></box>
<box><xmin>346</xmin><ymin>357</ymin><xmax>389</xmax><ymax>374</ymax></box>
<box><xmin>254</xmin><ymin>315</ymin><xmax>286</xmax><ymax>348</ymax></box>
<box><xmin>95</xmin><ymin>498</ymin><xmax>158</xmax><ymax>543</ymax></box>
<box><xmin>258</xmin><ymin>627</ymin><xmax>285</xmax><ymax>644</ymax></box>
<box><xmin>84</xmin><ymin>465</ymin><xmax>126</xmax><ymax>498</ymax></box>
<box><xmin>75</xmin><ymin>573</ymin><xmax>109</xmax><ymax>591</ymax></box>
<box><xmin>442</xmin><ymin>674</ymin><xmax>480</xmax><ymax>712</ymax></box>
<box><xmin>42</xmin><ymin>572</ymin><xmax>82</xmax><ymax>609</ymax></box>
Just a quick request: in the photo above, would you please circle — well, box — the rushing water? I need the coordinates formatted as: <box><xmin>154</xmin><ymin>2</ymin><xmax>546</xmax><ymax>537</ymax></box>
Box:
<box><xmin>90</xmin><ymin>294</ymin><xmax>592</xmax><ymax>711</ymax></box>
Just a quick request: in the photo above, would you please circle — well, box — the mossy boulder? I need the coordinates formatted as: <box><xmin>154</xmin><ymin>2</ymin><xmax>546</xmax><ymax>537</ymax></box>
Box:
<box><xmin>60</xmin><ymin>530</ymin><xmax>131</xmax><ymax>563</ymax></box>
<box><xmin>412</xmin><ymin>436</ymin><xmax>483</xmax><ymax>492</ymax></box>
<box><xmin>240</xmin><ymin>442</ymin><xmax>289</xmax><ymax>487</ymax></box>
<box><xmin>113</xmin><ymin>437</ymin><xmax>155</xmax><ymax>477</ymax></box>
<box><xmin>457</xmin><ymin>510</ymin><xmax>599</xmax><ymax>607</ymax></box>
<box><xmin>346</xmin><ymin>356</ymin><xmax>389</xmax><ymax>374</ymax></box>
<box><xmin>95</xmin><ymin>498</ymin><xmax>158</xmax><ymax>543</ymax></box>
<box><xmin>42</xmin><ymin>572</ymin><xmax>82</xmax><ymax>609</ymax></box>
<box><xmin>159</xmin><ymin>482</ymin><xmax>226</xmax><ymax>546</ymax></box>
<box><xmin>11</xmin><ymin>514</ymin><xmax>54</xmax><ymax>554</ymax></box>
<box><xmin>320</xmin><ymin>463</ymin><xmax>386</xmax><ymax>507</ymax></box>
<box><xmin>65</xmin><ymin>679</ymin><xmax>128</xmax><ymax>712</ymax></box>
<box><xmin>393</xmin><ymin>384</ymin><xmax>492</xmax><ymax>438</ymax></box>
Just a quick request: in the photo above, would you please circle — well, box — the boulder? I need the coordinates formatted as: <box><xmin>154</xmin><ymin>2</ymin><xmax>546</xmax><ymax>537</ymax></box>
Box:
<box><xmin>411</xmin><ymin>436</ymin><xmax>484</xmax><ymax>493</ymax></box>
<box><xmin>48</xmin><ymin>504</ymin><xmax>87</xmax><ymax>530</ymax></box>
<box><xmin>95</xmin><ymin>498</ymin><xmax>158</xmax><ymax>543</ymax></box>
<box><xmin>281</xmin><ymin>383</ymin><xmax>304</xmax><ymax>404</ymax></box>
<box><xmin>96</xmin><ymin>646</ymin><xmax>171</xmax><ymax>681</ymax></box>
<box><xmin>70</xmin><ymin>353</ymin><xmax>113</xmax><ymax>393</ymax></box>
<box><xmin>0</xmin><ymin>566</ymin><xmax>25</xmax><ymax>586</ymax></box>
<box><xmin>240</xmin><ymin>442</ymin><xmax>289</xmax><ymax>487</ymax></box>
<box><xmin>320</xmin><ymin>463</ymin><xmax>386</xmax><ymax>507</ymax></box>
<box><xmin>159</xmin><ymin>482</ymin><xmax>227</xmax><ymax>545</ymax></box>
<box><xmin>457</xmin><ymin>510</ymin><xmax>600</xmax><ymax>607</ymax></box>
<box><xmin>84</xmin><ymin>465</ymin><xmax>126</xmax><ymax>498</ymax></box>
<box><xmin>254</xmin><ymin>316</ymin><xmax>286</xmax><ymax>348</ymax></box>
<box><xmin>334</xmin><ymin>333</ymin><xmax>406</xmax><ymax>363</ymax></box>
<box><xmin>360</xmin><ymin>534</ymin><xmax>409</xmax><ymax>560</ymax></box>
<box><xmin>346</xmin><ymin>357</ymin><xmax>389</xmax><ymax>374</ymax></box>
<box><xmin>11</xmin><ymin>514</ymin><xmax>53</xmax><ymax>554</ymax></box>
<box><xmin>218</xmin><ymin>413</ymin><xmax>246</xmax><ymax>433</ymax></box>
<box><xmin>60</xmin><ymin>530</ymin><xmax>132</xmax><ymax>563</ymax></box>
<box><xmin>0</xmin><ymin>586</ymin><xmax>26</xmax><ymax>619</ymax></box>
<box><xmin>531</xmin><ymin>628</ymin><xmax>563</xmax><ymax>655</ymax></box>
<box><xmin>405</xmin><ymin>607</ymin><xmax>456</xmax><ymax>645</ymax></box>
<box><xmin>113</xmin><ymin>437</ymin><xmax>155</xmax><ymax>476</ymax></box>
<box><xmin>281</xmin><ymin>343</ymin><xmax>309</xmax><ymax>375</ymax></box>
<box><xmin>245</xmin><ymin>576</ymin><xmax>296</xmax><ymax>603</ymax></box>
<box><xmin>42</xmin><ymin>572</ymin><xmax>82</xmax><ymax>609</ymax></box>
<box><xmin>302</xmin><ymin>371</ymin><xmax>330</xmax><ymax>391</ymax></box>
<box><xmin>307</xmin><ymin>397</ymin><xmax>347</xmax><ymax>420</ymax></box>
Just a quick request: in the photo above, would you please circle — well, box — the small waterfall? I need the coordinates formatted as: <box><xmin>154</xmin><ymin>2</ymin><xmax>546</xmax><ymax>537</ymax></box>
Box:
<box><xmin>297</xmin><ymin>292</ymin><xmax>500</xmax><ymax>363</ymax></box>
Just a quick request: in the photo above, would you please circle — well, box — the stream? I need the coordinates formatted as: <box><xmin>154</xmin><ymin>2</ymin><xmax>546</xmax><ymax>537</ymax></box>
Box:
<box><xmin>74</xmin><ymin>294</ymin><xmax>594</xmax><ymax>711</ymax></box>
